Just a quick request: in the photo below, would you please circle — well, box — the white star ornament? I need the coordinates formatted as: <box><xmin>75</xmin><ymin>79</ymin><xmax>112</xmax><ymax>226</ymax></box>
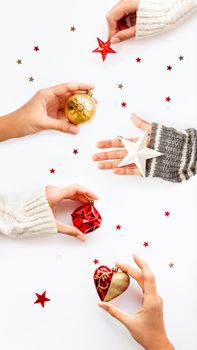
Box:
<box><xmin>118</xmin><ymin>131</ymin><xmax>163</xmax><ymax>177</ymax></box>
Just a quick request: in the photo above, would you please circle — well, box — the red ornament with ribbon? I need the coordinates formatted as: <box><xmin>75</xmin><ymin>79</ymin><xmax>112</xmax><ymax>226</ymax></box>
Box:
<box><xmin>71</xmin><ymin>200</ymin><xmax>102</xmax><ymax>234</ymax></box>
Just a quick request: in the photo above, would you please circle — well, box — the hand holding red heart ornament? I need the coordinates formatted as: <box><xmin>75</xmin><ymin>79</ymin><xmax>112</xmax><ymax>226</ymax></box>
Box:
<box><xmin>94</xmin><ymin>265</ymin><xmax>130</xmax><ymax>302</ymax></box>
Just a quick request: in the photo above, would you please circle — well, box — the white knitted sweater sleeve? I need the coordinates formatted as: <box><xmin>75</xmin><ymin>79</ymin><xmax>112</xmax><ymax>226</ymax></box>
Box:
<box><xmin>0</xmin><ymin>188</ymin><xmax>57</xmax><ymax>238</ymax></box>
<box><xmin>136</xmin><ymin>0</ymin><xmax>197</xmax><ymax>39</ymax></box>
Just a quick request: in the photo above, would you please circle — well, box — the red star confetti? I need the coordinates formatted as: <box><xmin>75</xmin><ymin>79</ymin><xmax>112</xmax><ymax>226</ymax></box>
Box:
<box><xmin>73</xmin><ymin>149</ymin><xmax>78</xmax><ymax>155</ymax></box>
<box><xmin>143</xmin><ymin>242</ymin><xmax>149</xmax><ymax>247</ymax></box>
<box><xmin>121</xmin><ymin>102</ymin><xmax>127</xmax><ymax>107</ymax></box>
<box><xmin>136</xmin><ymin>57</ymin><xmax>141</xmax><ymax>63</ymax></box>
<box><xmin>116</xmin><ymin>225</ymin><xmax>121</xmax><ymax>230</ymax></box>
<box><xmin>93</xmin><ymin>259</ymin><xmax>99</xmax><ymax>264</ymax></box>
<box><xmin>165</xmin><ymin>96</ymin><xmax>171</xmax><ymax>102</ymax></box>
<box><xmin>92</xmin><ymin>38</ymin><xmax>116</xmax><ymax>62</ymax></box>
<box><xmin>50</xmin><ymin>168</ymin><xmax>55</xmax><ymax>174</ymax></box>
<box><xmin>167</xmin><ymin>65</ymin><xmax>172</xmax><ymax>71</ymax></box>
<box><xmin>34</xmin><ymin>46</ymin><xmax>40</xmax><ymax>52</ymax></box>
<box><xmin>165</xmin><ymin>211</ymin><xmax>170</xmax><ymax>217</ymax></box>
<box><xmin>34</xmin><ymin>291</ymin><xmax>50</xmax><ymax>308</ymax></box>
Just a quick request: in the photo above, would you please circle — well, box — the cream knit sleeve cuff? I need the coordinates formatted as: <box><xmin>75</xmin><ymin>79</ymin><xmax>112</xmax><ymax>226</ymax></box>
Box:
<box><xmin>0</xmin><ymin>188</ymin><xmax>57</xmax><ymax>238</ymax></box>
<box><xmin>136</xmin><ymin>0</ymin><xmax>197</xmax><ymax>39</ymax></box>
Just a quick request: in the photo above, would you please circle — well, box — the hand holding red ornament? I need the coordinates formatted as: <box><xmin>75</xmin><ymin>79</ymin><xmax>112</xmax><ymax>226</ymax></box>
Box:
<box><xmin>98</xmin><ymin>255</ymin><xmax>175</xmax><ymax>350</ymax></box>
<box><xmin>46</xmin><ymin>184</ymin><xmax>99</xmax><ymax>241</ymax></box>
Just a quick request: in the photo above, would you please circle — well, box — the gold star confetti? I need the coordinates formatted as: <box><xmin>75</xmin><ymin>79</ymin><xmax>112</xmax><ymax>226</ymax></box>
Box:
<box><xmin>169</xmin><ymin>262</ymin><xmax>174</xmax><ymax>268</ymax></box>
<box><xmin>118</xmin><ymin>83</ymin><xmax>123</xmax><ymax>89</ymax></box>
<box><xmin>28</xmin><ymin>76</ymin><xmax>34</xmax><ymax>82</ymax></box>
<box><xmin>16</xmin><ymin>59</ymin><xmax>22</xmax><ymax>65</ymax></box>
<box><xmin>70</xmin><ymin>26</ymin><xmax>76</xmax><ymax>32</ymax></box>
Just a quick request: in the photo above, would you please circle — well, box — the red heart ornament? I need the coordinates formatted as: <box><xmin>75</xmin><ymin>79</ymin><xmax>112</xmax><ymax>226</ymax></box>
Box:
<box><xmin>71</xmin><ymin>202</ymin><xmax>102</xmax><ymax>234</ymax></box>
<box><xmin>94</xmin><ymin>265</ymin><xmax>130</xmax><ymax>302</ymax></box>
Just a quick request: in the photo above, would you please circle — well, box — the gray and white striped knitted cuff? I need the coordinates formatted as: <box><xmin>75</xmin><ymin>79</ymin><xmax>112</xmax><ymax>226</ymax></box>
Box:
<box><xmin>146</xmin><ymin>123</ymin><xmax>197</xmax><ymax>183</ymax></box>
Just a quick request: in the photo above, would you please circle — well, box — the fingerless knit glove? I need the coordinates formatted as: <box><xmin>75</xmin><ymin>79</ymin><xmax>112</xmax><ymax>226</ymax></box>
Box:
<box><xmin>146</xmin><ymin>123</ymin><xmax>197</xmax><ymax>182</ymax></box>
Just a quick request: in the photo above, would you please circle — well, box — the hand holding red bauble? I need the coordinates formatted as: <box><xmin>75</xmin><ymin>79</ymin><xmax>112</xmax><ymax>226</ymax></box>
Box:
<box><xmin>71</xmin><ymin>200</ymin><xmax>102</xmax><ymax>234</ymax></box>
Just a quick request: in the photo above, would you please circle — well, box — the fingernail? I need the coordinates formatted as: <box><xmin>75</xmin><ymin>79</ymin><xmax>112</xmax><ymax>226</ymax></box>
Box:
<box><xmin>77</xmin><ymin>234</ymin><xmax>86</xmax><ymax>241</ymax></box>
<box><xmin>98</xmin><ymin>302</ymin><xmax>107</xmax><ymax>309</ymax></box>
<box><xmin>69</xmin><ymin>124</ymin><xmax>80</xmax><ymax>134</ymax></box>
<box><xmin>111</xmin><ymin>37</ymin><xmax>120</xmax><ymax>44</ymax></box>
<box><xmin>98</xmin><ymin>302</ymin><xmax>104</xmax><ymax>307</ymax></box>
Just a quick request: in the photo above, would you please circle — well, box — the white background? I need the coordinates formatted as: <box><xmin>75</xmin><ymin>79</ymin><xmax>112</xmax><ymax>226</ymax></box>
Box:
<box><xmin>0</xmin><ymin>1</ymin><xmax>197</xmax><ymax>349</ymax></box>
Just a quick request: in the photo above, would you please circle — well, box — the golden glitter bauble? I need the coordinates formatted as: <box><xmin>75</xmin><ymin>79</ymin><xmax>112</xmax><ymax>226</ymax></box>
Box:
<box><xmin>64</xmin><ymin>90</ymin><xmax>96</xmax><ymax>125</ymax></box>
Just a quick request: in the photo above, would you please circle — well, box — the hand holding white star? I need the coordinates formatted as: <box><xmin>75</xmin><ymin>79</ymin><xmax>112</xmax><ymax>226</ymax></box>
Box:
<box><xmin>93</xmin><ymin>114</ymin><xmax>163</xmax><ymax>177</ymax></box>
<box><xmin>118</xmin><ymin>131</ymin><xmax>163</xmax><ymax>177</ymax></box>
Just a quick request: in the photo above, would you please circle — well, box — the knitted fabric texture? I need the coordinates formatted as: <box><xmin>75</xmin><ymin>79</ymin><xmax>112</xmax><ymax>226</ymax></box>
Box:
<box><xmin>146</xmin><ymin>123</ymin><xmax>197</xmax><ymax>182</ymax></box>
<box><xmin>0</xmin><ymin>188</ymin><xmax>57</xmax><ymax>238</ymax></box>
<box><xmin>136</xmin><ymin>0</ymin><xmax>197</xmax><ymax>39</ymax></box>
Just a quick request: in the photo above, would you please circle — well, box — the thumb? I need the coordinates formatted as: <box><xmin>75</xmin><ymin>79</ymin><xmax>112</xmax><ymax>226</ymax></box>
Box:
<box><xmin>57</xmin><ymin>223</ymin><xmax>86</xmax><ymax>241</ymax></box>
<box><xmin>98</xmin><ymin>302</ymin><xmax>129</xmax><ymax>327</ymax></box>
<box><xmin>111</xmin><ymin>26</ymin><xmax>136</xmax><ymax>44</ymax></box>
<box><xmin>46</xmin><ymin>118</ymin><xmax>80</xmax><ymax>135</ymax></box>
<box><xmin>131</xmin><ymin>113</ymin><xmax>151</xmax><ymax>133</ymax></box>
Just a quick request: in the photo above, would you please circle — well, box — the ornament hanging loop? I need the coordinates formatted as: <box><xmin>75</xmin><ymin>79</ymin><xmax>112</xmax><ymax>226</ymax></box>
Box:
<box><xmin>112</xmin><ymin>267</ymin><xmax>119</xmax><ymax>272</ymax></box>
<box><xmin>86</xmin><ymin>89</ymin><xmax>93</xmax><ymax>97</ymax></box>
<box><xmin>89</xmin><ymin>198</ymin><xmax>95</xmax><ymax>205</ymax></box>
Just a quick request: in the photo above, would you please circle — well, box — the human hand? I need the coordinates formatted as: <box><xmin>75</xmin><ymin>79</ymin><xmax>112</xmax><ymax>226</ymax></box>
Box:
<box><xmin>45</xmin><ymin>184</ymin><xmax>99</xmax><ymax>241</ymax></box>
<box><xmin>99</xmin><ymin>255</ymin><xmax>175</xmax><ymax>350</ymax></box>
<box><xmin>93</xmin><ymin>114</ymin><xmax>151</xmax><ymax>175</ymax></box>
<box><xmin>0</xmin><ymin>83</ymin><xmax>95</xmax><ymax>142</ymax></box>
<box><xmin>106</xmin><ymin>0</ymin><xmax>139</xmax><ymax>44</ymax></box>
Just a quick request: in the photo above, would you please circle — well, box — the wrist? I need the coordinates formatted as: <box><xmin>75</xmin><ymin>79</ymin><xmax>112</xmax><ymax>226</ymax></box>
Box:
<box><xmin>0</xmin><ymin>110</ymin><xmax>24</xmax><ymax>142</ymax></box>
<box><xmin>0</xmin><ymin>115</ymin><xmax>13</xmax><ymax>142</ymax></box>
<box><xmin>146</xmin><ymin>339</ymin><xmax>175</xmax><ymax>350</ymax></box>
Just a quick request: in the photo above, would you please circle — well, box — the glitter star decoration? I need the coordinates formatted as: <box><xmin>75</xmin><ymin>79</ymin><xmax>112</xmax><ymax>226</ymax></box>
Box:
<box><xmin>179</xmin><ymin>55</ymin><xmax>184</xmax><ymax>61</ymax></box>
<box><xmin>93</xmin><ymin>38</ymin><xmax>116</xmax><ymax>61</ymax></box>
<box><xmin>118</xmin><ymin>83</ymin><xmax>123</xmax><ymax>89</ymax></box>
<box><xmin>118</xmin><ymin>131</ymin><xmax>163</xmax><ymax>177</ymax></box>
<box><xmin>29</xmin><ymin>76</ymin><xmax>34</xmax><ymax>82</ymax></box>
<box><xmin>70</xmin><ymin>26</ymin><xmax>76</xmax><ymax>32</ymax></box>
<box><xmin>167</xmin><ymin>65</ymin><xmax>172</xmax><ymax>71</ymax></box>
<box><xmin>93</xmin><ymin>259</ymin><xmax>99</xmax><ymax>264</ymax></box>
<box><xmin>165</xmin><ymin>211</ymin><xmax>170</xmax><ymax>217</ymax></box>
<box><xmin>50</xmin><ymin>168</ymin><xmax>55</xmax><ymax>174</ymax></box>
<box><xmin>34</xmin><ymin>291</ymin><xmax>50</xmax><ymax>308</ymax></box>
<box><xmin>136</xmin><ymin>57</ymin><xmax>141</xmax><ymax>63</ymax></box>
<box><xmin>169</xmin><ymin>262</ymin><xmax>174</xmax><ymax>268</ymax></box>
<box><xmin>166</xmin><ymin>96</ymin><xmax>171</xmax><ymax>102</ymax></box>
<box><xmin>16</xmin><ymin>59</ymin><xmax>22</xmax><ymax>65</ymax></box>
<box><xmin>121</xmin><ymin>102</ymin><xmax>127</xmax><ymax>107</ymax></box>
<box><xmin>116</xmin><ymin>225</ymin><xmax>121</xmax><ymax>230</ymax></box>
<box><xmin>34</xmin><ymin>46</ymin><xmax>40</xmax><ymax>52</ymax></box>
<box><xmin>73</xmin><ymin>149</ymin><xmax>78</xmax><ymax>155</ymax></box>
<box><xmin>143</xmin><ymin>242</ymin><xmax>149</xmax><ymax>247</ymax></box>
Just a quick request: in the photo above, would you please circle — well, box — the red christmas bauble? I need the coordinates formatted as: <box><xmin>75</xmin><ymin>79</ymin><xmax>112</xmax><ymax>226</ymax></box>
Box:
<box><xmin>94</xmin><ymin>265</ymin><xmax>130</xmax><ymax>302</ymax></box>
<box><xmin>71</xmin><ymin>202</ymin><xmax>102</xmax><ymax>234</ymax></box>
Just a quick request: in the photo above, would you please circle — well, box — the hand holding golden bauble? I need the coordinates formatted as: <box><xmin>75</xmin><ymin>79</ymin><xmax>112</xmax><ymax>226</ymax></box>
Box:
<box><xmin>64</xmin><ymin>90</ymin><xmax>96</xmax><ymax>125</ymax></box>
